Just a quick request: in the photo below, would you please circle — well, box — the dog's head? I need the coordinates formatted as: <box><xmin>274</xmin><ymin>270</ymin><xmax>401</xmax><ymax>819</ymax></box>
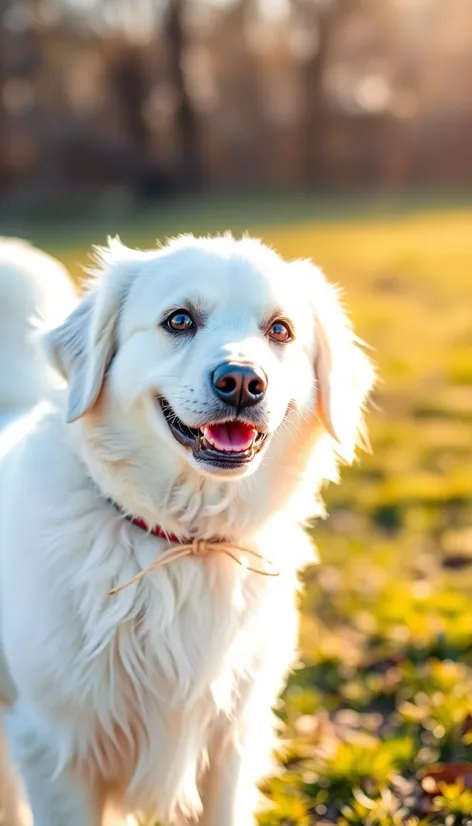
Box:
<box><xmin>45</xmin><ymin>236</ymin><xmax>373</xmax><ymax>529</ymax></box>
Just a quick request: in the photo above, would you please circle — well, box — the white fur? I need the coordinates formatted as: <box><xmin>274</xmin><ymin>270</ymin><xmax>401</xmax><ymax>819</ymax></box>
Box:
<box><xmin>0</xmin><ymin>239</ymin><xmax>76</xmax><ymax>424</ymax></box>
<box><xmin>0</xmin><ymin>235</ymin><xmax>373</xmax><ymax>825</ymax></box>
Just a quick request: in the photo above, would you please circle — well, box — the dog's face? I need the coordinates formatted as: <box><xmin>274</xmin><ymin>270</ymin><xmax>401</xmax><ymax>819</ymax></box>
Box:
<box><xmin>111</xmin><ymin>239</ymin><xmax>320</xmax><ymax>478</ymax></box>
<box><xmin>46</xmin><ymin>235</ymin><xmax>373</xmax><ymax>488</ymax></box>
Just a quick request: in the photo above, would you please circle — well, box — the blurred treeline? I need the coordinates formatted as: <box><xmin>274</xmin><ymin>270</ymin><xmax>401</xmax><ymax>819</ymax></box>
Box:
<box><xmin>1</xmin><ymin>0</ymin><xmax>472</xmax><ymax>212</ymax></box>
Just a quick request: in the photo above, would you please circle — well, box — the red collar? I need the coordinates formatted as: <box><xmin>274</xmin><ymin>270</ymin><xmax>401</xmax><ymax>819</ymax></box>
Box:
<box><xmin>126</xmin><ymin>515</ymin><xmax>183</xmax><ymax>543</ymax></box>
<box><xmin>110</xmin><ymin>500</ymin><xmax>183</xmax><ymax>543</ymax></box>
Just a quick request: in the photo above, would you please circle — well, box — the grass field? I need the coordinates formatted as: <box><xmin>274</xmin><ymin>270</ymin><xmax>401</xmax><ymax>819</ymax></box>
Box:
<box><xmin>24</xmin><ymin>197</ymin><xmax>472</xmax><ymax>825</ymax></box>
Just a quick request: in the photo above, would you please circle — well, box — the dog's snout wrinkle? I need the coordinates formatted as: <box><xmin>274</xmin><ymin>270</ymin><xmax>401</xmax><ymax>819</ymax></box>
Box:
<box><xmin>211</xmin><ymin>362</ymin><xmax>267</xmax><ymax>412</ymax></box>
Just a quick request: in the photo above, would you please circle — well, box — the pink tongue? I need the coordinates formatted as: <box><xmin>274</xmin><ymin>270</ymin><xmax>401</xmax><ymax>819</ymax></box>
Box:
<box><xmin>202</xmin><ymin>422</ymin><xmax>257</xmax><ymax>453</ymax></box>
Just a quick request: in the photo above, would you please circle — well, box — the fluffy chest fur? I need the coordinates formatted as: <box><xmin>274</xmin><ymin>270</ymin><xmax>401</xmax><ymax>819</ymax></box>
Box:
<box><xmin>68</xmin><ymin>536</ymin><xmax>277</xmax><ymax>822</ymax></box>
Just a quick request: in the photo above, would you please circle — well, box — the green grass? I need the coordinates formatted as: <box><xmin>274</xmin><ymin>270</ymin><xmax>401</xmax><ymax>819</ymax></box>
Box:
<box><xmin>22</xmin><ymin>196</ymin><xmax>472</xmax><ymax>825</ymax></box>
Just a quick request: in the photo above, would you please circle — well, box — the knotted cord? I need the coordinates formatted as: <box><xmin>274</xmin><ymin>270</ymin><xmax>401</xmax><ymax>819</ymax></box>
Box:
<box><xmin>109</xmin><ymin>539</ymin><xmax>279</xmax><ymax>595</ymax></box>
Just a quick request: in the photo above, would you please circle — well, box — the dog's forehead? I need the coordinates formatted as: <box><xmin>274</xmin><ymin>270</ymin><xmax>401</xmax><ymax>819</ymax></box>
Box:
<box><xmin>128</xmin><ymin>241</ymin><xmax>305</xmax><ymax>318</ymax></box>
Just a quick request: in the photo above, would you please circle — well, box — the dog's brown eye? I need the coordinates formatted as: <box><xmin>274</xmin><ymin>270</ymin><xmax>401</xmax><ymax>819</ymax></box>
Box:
<box><xmin>268</xmin><ymin>320</ymin><xmax>292</xmax><ymax>343</ymax></box>
<box><xmin>165</xmin><ymin>310</ymin><xmax>194</xmax><ymax>332</ymax></box>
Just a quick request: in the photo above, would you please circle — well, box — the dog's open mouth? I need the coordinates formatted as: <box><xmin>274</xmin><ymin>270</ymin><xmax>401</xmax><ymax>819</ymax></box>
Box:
<box><xmin>160</xmin><ymin>400</ymin><xmax>268</xmax><ymax>467</ymax></box>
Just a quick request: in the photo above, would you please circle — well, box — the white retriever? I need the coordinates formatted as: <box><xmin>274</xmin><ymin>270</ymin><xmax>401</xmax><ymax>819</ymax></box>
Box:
<box><xmin>0</xmin><ymin>234</ymin><xmax>373</xmax><ymax>826</ymax></box>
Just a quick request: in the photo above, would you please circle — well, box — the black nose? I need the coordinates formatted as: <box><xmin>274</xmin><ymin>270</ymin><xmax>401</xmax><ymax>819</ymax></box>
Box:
<box><xmin>211</xmin><ymin>363</ymin><xmax>268</xmax><ymax>410</ymax></box>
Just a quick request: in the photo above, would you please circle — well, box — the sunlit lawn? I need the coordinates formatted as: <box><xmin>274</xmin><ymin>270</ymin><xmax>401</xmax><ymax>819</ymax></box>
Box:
<box><xmin>28</xmin><ymin>198</ymin><xmax>472</xmax><ymax>825</ymax></box>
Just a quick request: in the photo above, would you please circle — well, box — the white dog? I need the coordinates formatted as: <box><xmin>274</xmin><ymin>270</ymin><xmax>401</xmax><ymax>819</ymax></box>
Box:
<box><xmin>0</xmin><ymin>234</ymin><xmax>373</xmax><ymax>826</ymax></box>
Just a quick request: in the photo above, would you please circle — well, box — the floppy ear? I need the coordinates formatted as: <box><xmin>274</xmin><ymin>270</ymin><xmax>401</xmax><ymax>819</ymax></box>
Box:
<box><xmin>313</xmin><ymin>276</ymin><xmax>374</xmax><ymax>463</ymax></box>
<box><xmin>43</xmin><ymin>239</ymin><xmax>139</xmax><ymax>423</ymax></box>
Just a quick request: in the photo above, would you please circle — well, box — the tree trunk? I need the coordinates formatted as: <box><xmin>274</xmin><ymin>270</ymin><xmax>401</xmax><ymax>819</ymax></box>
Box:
<box><xmin>0</xmin><ymin>0</ymin><xmax>7</xmax><ymax>202</ymax></box>
<box><xmin>112</xmin><ymin>45</ymin><xmax>149</xmax><ymax>152</ymax></box>
<box><xmin>300</xmin><ymin>0</ymin><xmax>337</xmax><ymax>188</ymax></box>
<box><xmin>165</xmin><ymin>0</ymin><xmax>201</xmax><ymax>190</ymax></box>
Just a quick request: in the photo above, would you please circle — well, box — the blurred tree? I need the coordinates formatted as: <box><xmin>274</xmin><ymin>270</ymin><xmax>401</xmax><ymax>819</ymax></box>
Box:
<box><xmin>0</xmin><ymin>0</ymin><xmax>7</xmax><ymax>196</ymax></box>
<box><xmin>112</xmin><ymin>44</ymin><xmax>149</xmax><ymax>153</ymax></box>
<box><xmin>295</xmin><ymin>0</ymin><xmax>338</xmax><ymax>187</ymax></box>
<box><xmin>164</xmin><ymin>0</ymin><xmax>201</xmax><ymax>189</ymax></box>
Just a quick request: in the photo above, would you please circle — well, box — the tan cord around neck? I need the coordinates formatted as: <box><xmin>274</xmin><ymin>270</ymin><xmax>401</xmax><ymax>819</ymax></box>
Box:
<box><xmin>109</xmin><ymin>539</ymin><xmax>279</xmax><ymax>596</ymax></box>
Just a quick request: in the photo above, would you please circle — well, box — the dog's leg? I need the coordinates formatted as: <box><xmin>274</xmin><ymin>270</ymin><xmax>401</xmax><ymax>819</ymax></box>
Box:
<box><xmin>199</xmin><ymin>708</ymin><xmax>275</xmax><ymax>826</ymax></box>
<box><xmin>6</xmin><ymin>708</ymin><xmax>104</xmax><ymax>826</ymax></box>
<box><xmin>18</xmin><ymin>760</ymin><xmax>104</xmax><ymax>826</ymax></box>
<box><xmin>198</xmin><ymin>739</ymin><xmax>255</xmax><ymax>826</ymax></box>
<box><xmin>200</xmin><ymin>604</ymin><xmax>297</xmax><ymax>826</ymax></box>
<box><xmin>199</xmin><ymin>725</ymin><xmax>270</xmax><ymax>826</ymax></box>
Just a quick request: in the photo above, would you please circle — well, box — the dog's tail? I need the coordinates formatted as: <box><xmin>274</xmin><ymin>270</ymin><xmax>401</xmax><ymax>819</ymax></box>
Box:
<box><xmin>0</xmin><ymin>239</ymin><xmax>76</xmax><ymax>420</ymax></box>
